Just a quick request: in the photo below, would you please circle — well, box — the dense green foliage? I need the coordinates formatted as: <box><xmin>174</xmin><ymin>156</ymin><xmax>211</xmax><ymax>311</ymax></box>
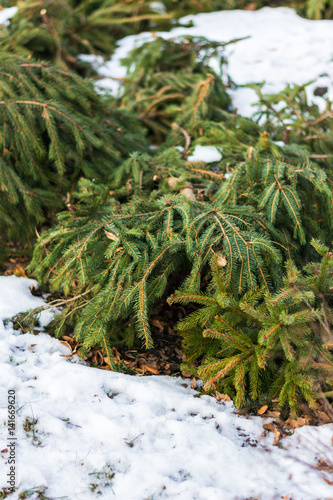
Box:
<box><xmin>0</xmin><ymin>53</ymin><xmax>146</xmax><ymax>247</ymax></box>
<box><xmin>27</xmin><ymin>185</ymin><xmax>283</xmax><ymax>353</ymax></box>
<box><xmin>28</xmin><ymin>66</ymin><xmax>333</xmax><ymax>418</ymax></box>
<box><xmin>169</xmin><ymin>240</ymin><xmax>333</xmax><ymax>417</ymax></box>
<box><xmin>120</xmin><ymin>35</ymin><xmax>234</xmax><ymax>142</ymax></box>
<box><xmin>2</xmin><ymin>0</ymin><xmax>333</xmax><ymax>418</ymax></box>
<box><xmin>214</xmin><ymin>151</ymin><xmax>333</xmax><ymax>263</ymax></box>
<box><xmin>0</xmin><ymin>0</ymin><xmax>172</xmax><ymax>73</ymax></box>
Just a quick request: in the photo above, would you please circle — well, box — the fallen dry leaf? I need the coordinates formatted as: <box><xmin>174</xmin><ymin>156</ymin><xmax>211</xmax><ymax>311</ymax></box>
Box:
<box><xmin>244</xmin><ymin>2</ymin><xmax>257</xmax><ymax>10</ymax></box>
<box><xmin>151</xmin><ymin>319</ymin><xmax>164</xmax><ymax>332</ymax></box>
<box><xmin>62</xmin><ymin>335</ymin><xmax>74</xmax><ymax>343</ymax></box>
<box><xmin>59</xmin><ymin>340</ymin><xmax>73</xmax><ymax>358</ymax></box>
<box><xmin>285</xmin><ymin>418</ymin><xmax>300</xmax><ymax>429</ymax></box>
<box><xmin>1</xmin><ymin>449</ymin><xmax>8</xmax><ymax>453</ymax></box>
<box><xmin>284</xmin><ymin>416</ymin><xmax>310</xmax><ymax>428</ymax></box>
<box><xmin>214</xmin><ymin>391</ymin><xmax>231</xmax><ymax>402</ymax></box>
<box><xmin>91</xmin><ymin>351</ymin><xmax>104</xmax><ymax>366</ymax></box>
<box><xmin>11</xmin><ymin>264</ymin><xmax>27</xmax><ymax>277</ymax></box>
<box><xmin>141</xmin><ymin>364</ymin><xmax>159</xmax><ymax>375</ymax></box>
<box><xmin>29</xmin><ymin>344</ymin><xmax>36</xmax><ymax>352</ymax></box>
<box><xmin>191</xmin><ymin>378</ymin><xmax>196</xmax><ymax>390</ymax></box>
<box><xmin>257</xmin><ymin>405</ymin><xmax>268</xmax><ymax>416</ymax></box>
<box><xmin>104</xmin><ymin>356</ymin><xmax>113</xmax><ymax>366</ymax></box>
<box><xmin>324</xmin><ymin>478</ymin><xmax>333</xmax><ymax>486</ymax></box>
<box><xmin>296</xmin><ymin>417</ymin><xmax>309</xmax><ymax>427</ymax></box>
<box><xmin>112</xmin><ymin>347</ymin><xmax>121</xmax><ymax>362</ymax></box>
<box><xmin>272</xmin><ymin>429</ymin><xmax>281</xmax><ymax>446</ymax></box>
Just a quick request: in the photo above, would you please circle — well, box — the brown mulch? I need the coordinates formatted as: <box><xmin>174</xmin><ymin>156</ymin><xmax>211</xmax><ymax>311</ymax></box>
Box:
<box><xmin>58</xmin><ymin>299</ymin><xmax>187</xmax><ymax>377</ymax></box>
<box><xmin>1</xmin><ymin>255</ymin><xmax>30</xmax><ymax>277</ymax></box>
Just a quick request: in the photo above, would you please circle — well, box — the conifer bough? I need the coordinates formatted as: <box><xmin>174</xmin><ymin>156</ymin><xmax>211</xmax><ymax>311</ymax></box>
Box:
<box><xmin>28</xmin><ymin>190</ymin><xmax>283</xmax><ymax>363</ymax></box>
<box><xmin>0</xmin><ymin>54</ymin><xmax>146</xmax><ymax>248</ymax></box>
<box><xmin>1</xmin><ymin>0</ymin><xmax>173</xmax><ymax>73</ymax></box>
<box><xmin>169</xmin><ymin>240</ymin><xmax>333</xmax><ymax>419</ymax></box>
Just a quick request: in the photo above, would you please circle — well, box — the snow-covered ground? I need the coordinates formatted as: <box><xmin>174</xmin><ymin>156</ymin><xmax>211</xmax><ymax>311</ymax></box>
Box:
<box><xmin>1</xmin><ymin>5</ymin><xmax>333</xmax><ymax>500</ymax></box>
<box><xmin>1</xmin><ymin>276</ymin><xmax>333</xmax><ymax>500</ymax></box>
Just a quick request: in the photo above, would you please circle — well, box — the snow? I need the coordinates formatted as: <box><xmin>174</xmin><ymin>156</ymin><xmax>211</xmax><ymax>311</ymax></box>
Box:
<box><xmin>0</xmin><ymin>6</ymin><xmax>17</xmax><ymax>25</ymax></box>
<box><xmin>87</xmin><ymin>7</ymin><xmax>333</xmax><ymax>117</ymax></box>
<box><xmin>175</xmin><ymin>145</ymin><xmax>223</xmax><ymax>162</ymax></box>
<box><xmin>1</xmin><ymin>278</ymin><xmax>333</xmax><ymax>499</ymax></box>
<box><xmin>0</xmin><ymin>276</ymin><xmax>54</xmax><ymax>328</ymax></box>
<box><xmin>1</xmin><ymin>5</ymin><xmax>333</xmax><ymax>499</ymax></box>
<box><xmin>188</xmin><ymin>145</ymin><xmax>222</xmax><ymax>163</ymax></box>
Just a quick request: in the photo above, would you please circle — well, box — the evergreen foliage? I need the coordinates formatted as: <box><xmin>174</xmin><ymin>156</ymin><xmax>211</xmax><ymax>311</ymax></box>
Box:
<box><xmin>162</xmin><ymin>0</ymin><xmax>333</xmax><ymax>19</ymax></box>
<box><xmin>214</xmin><ymin>152</ymin><xmax>333</xmax><ymax>263</ymax></box>
<box><xmin>1</xmin><ymin>0</ymin><xmax>172</xmax><ymax>73</ymax></box>
<box><xmin>169</xmin><ymin>240</ymin><xmax>333</xmax><ymax>418</ymax></box>
<box><xmin>298</xmin><ymin>0</ymin><xmax>333</xmax><ymax>19</ymax></box>
<box><xmin>0</xmin><ymin>53</ymin><xmax>146</xmax><ymax>247</ymax></box>
<box><xmin>27</xmin><ymin>187</ymin><xmax>282</xmax><ymax>357</ymax></box>
<box><xmin>27</xmin><ymin>138</ymin><xmax>333</xmax><ymax>414</ymax></box>
<box><xmin>252</xmin><ymin>81</ymin><xmax>333</xmax><ymax>171</ymax></box>
<box><xmin>120</xmin><ymin>35</ymin><xmax>234</xmax><ymax>143</ymax></box>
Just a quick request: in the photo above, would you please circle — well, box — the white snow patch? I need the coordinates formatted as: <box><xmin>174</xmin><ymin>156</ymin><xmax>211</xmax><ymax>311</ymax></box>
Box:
<box><xmin>0</xmin><ymin>276</ymin><xmax>54</xmax><ymax>332</ymax></box>
<box><xmin>188</xmin><ymin>145</ymin><xmax>222</xmax><ymax>162</ymax></box>
<box><xmin>0</xmin><ymin>7</ymin><xmax>17</xmax><ymax>25</ymax></box>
